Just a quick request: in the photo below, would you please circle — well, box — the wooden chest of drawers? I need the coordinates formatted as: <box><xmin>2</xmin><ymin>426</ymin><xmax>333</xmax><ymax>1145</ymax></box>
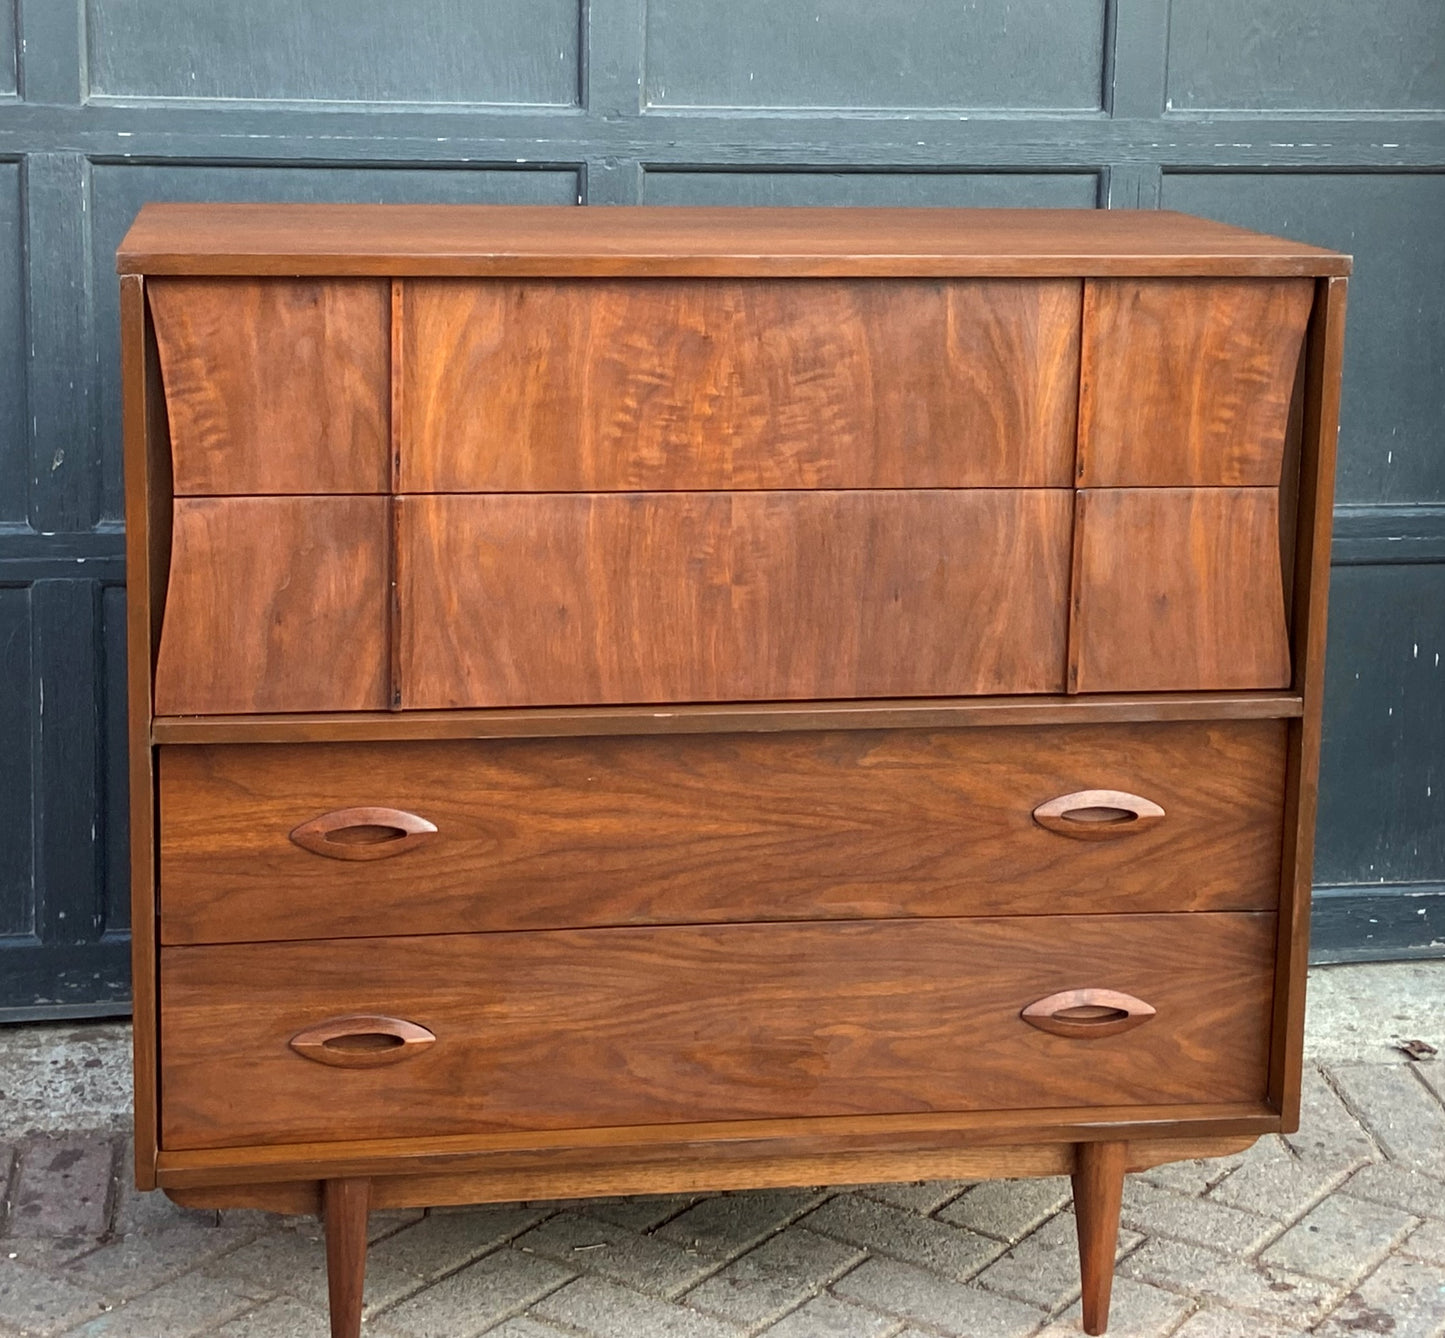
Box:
<box><xmin>117</xmin><ymin>205</ymin><xmax>1349</xmax><ymax>1337</ymax></box>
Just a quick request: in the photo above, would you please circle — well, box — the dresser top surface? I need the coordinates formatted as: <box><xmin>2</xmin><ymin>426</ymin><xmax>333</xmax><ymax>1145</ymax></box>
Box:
<box><xmin>117</xmin><ymin>204</ymin><xmax>1350</xmax><ymax>278</ymax></box>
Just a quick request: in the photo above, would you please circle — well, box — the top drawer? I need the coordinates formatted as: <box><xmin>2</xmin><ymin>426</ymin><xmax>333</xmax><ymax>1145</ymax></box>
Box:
<box><xmin>1078</xmin><ymin>278</ymin><xmax>1313</xmax><ymax>487</ymax></box>
<box><xmin>149</xmin><ymin>278</ymin><xmax>391</xmax><ymax>495</ymax></box>
<box><xmin>146</xmin><ymin>276</ymin><xmax>1083</xmax><ymax>494</ymax></box>
<box><xmin>400</xmin><ymin>278</ymin><xmax>1082</xmax><ymax>490</ymax></box>
<box><xmin>146</xmin><ymin>275</ymin><xmax>1314</xmax><ymax>496</ymax></box>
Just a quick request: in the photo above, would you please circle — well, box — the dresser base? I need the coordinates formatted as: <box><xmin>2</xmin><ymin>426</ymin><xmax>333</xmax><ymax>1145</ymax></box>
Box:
<box><xmin>166</xmin><ymin>1135</ymin><xmax>1258</xmax><ymax>1337</ymax></box>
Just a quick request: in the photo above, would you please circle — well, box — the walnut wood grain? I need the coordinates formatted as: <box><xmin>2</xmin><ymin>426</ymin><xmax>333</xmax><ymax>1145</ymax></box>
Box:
<box><xmin>153</xmin><ymin>497</ymin><xmax>389</xmax><ymax>715</ymax></box>
<box><xmin>147</xmin><ymin>278</ymin><xmax>390</xmax><ymax>495</ymax></box>
<box><xmin>116</xmin><ymin>204</ymin><xmax>1352</xmax><ymax>279</ymax></box>
<box><xmin>1069</xmin><ymin>488</ymin><xmax>1291</xmax><ymax>694</ymax></box>
<box><xmin>401</xmin><ymin>278</ymin><xmax>1080</xmax><ymax>491</ymax></box>
<box><xmin>389</xmin><ymin>279</ymin><xmax>404</xmax><ymax>494</ymax></box>
<box><xmin>1077</xmin><ymin>279</ymin><xmax>1315</xmax><ymax>487</ymax></box>
<box><xmin>157</xmin><ymin>721</ymin><xmax>1285</xmax><ymax>944</ymax></box>
<box><xmin>158</xmin><ymin>913</ymin><xmax>1276</xmax><ymax>1149</ymax></box>
<box><xmin>397</xmin><ymin>489</ymin><xmax>1071</xmax><ymax>708</ymax></box>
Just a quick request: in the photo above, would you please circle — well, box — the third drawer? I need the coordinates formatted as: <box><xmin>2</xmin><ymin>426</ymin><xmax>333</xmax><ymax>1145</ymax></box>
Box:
<box><xmin>159</xmin><ymin>720</ymin><xmax>1287</xmax><ymax>945</ymax></box>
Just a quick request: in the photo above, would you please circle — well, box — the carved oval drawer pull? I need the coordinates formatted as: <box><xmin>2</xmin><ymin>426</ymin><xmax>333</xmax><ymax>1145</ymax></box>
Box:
<box><xmin>1022</xmin><ymin>988</ymin><xmax>1156</xmax><ymax>1039</ymax></box>
<box><xmin>1032</xmin><ymin>790</ymin><xmax>1164</xmax><ymax>840</ymax></box>
<box><xmin>289</xmin><ymin>1016</ymin><xmax>436</xmax><ymax>1068</ymax></box>
<box><xmin>289</xmin><ymin>807</ymin><xmax>437</xmax><ymax>861</ymax></box>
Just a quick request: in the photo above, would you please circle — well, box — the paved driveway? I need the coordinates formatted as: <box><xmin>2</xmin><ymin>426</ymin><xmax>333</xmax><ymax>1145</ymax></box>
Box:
<box><xmin>2</xmin><ymin>962</ymin><xmax>1443</xmax><ymax>1337</ymax></box>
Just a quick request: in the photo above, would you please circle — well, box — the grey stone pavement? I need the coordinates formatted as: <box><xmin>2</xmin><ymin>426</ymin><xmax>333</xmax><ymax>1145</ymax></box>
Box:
<box><xmin>1</xmin><ymin>962</ymin><xmax>1443</xmax><ymax>1338</ymax></box>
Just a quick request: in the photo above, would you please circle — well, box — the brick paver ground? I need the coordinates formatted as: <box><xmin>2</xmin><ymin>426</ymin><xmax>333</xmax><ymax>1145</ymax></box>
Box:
<box><xmin>2</xmin><ymin>965</ymin><xmax>1442</xmax><ymax>1337</ymax></box>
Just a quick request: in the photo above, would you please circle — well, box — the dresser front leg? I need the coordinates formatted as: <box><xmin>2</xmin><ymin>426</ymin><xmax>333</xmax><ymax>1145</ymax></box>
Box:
<box><xmin>1072</xmin><ymin>1141</ymin><xmax>1126</xmax><ymax>1336</ymax></box>
<box><xmin>323</xmin><ymin>1177</ymin><xmax>371</xmax><ymax>1338</ymax></box>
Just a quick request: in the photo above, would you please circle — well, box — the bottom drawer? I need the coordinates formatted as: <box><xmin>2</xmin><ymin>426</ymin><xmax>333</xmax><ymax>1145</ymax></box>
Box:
<box><xmin>160</xmin><ymin>913</ymin><xmax>1276</xmax><ymax>1150</ymax></box>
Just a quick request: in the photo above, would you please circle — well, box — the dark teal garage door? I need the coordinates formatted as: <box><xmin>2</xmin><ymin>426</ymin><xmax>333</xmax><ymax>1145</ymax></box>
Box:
<box><xmin>1</xmin><ymin>1</ymin><xmax>1441</xmax><ymax>1016</ymax></box>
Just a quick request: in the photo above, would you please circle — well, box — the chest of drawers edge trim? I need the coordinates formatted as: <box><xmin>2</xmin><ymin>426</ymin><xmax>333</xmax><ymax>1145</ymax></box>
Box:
<box><xmin>118</xmin><ymin>210</ymin><xmax>1351</xmax><ymax>1202</ymax></box>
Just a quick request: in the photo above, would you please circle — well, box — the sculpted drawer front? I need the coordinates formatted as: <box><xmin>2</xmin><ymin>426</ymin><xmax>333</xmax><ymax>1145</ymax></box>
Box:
<box><xmin>1069</xmin><ymin>488</ymin><xmax>1292</xmax><ymax>694</ymax></box>
<box><xmin>400</xmin><ymin>278</ymin><xmax>1082</xmax><ymax>490</ymax></box>
<box><xmin>153</xmin><ymin>496</ymin><xmax>391</xmax><ymax>715</ymax></box>
<box><xmin>1078</xmin><ymin>278</ymin><xmax>1313</xmax><ymax>488</ymax></box>
<box><xmin>151</xmin><ymin>488</ymin><xmax>1072</xmax><ymax>713</ymax></box>
<box><xmin>159</xmin><ymin>912</ymin><xmax>1277</xmax><ymax>1149</ymax></box>
<box><xmin>158</xmin><ymin>721</ymin><xmax>1286</xmax><ymax>945</ymax></box>
<box><xmin>1064</xmin><ymin>278</ymin><xmax>1310</xmax><ymax>693</ymax></box>
<box><xmin>148</xmin><ymin>278</ymin><xmax>392</xmax><ymax>495</ymax></box>
<box><xmin>397</xmin><ymin>489</ymin><xmax>1071</xmax><ymax>707</ymax></box>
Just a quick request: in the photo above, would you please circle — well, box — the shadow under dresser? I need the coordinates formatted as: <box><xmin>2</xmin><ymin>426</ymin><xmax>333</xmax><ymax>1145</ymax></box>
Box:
<box><xmin>116</xmin><ymin>204</ymin><xmax>1350</xmax><ymax>1337</ymax></box>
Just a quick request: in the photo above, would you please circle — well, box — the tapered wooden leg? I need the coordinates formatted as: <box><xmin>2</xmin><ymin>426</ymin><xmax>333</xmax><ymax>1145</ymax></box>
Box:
<box><xmin>1073</xmin><ymin>1141</ymin><xmax>1127</xmax><ymax>1336</ymax></box>
<box><xmin>323</xmin><ymin>1178</ymin><xmax>371</xmax><ymax>1338</ymax></box>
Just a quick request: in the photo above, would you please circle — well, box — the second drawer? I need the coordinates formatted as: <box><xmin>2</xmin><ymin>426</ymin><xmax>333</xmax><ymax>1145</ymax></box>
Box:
<box><xmin>159</xmin><ymin>911</ymin><xmax>1277</xmax><ymax>1149</ymax></box>
<box><xmin>159</xmin><ymin>720</ymin><xmax>1286</xmax><ymax>944</ymax></box>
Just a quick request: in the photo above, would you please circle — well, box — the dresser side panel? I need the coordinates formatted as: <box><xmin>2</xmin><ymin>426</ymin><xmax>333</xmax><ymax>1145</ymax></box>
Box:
<box><xmin>1271</xmin><ymin>276</ymin><xmax>1348</xmax><ymax>1125</ymax></box>
<box><xmin>120</xmin><ymin>275</ymin><xmax>161</xmax><ymax>1188</ymax></box>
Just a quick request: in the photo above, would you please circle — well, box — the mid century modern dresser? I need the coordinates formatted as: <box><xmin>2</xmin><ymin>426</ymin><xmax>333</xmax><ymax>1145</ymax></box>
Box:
<box><xmin>117</xmin><ymin>205</ymin><xmax>1349</xmax><ymax>1337</ymax></box>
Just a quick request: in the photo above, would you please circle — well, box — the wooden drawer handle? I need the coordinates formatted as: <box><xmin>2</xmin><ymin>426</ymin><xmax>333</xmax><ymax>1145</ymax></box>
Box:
<box><xmin>289</xmin><ymin>807</ymin><xmax>437</xmax><ymax>861</ymax></box>
<box><xmin>1033</xmin><ymin>790</ymin><xmax>1164</xmax><ymax>840</ymax></box>
<box><xmin>1022</xmin><ymin>989</ymin><xmax>1156</xmax><ymax>1039</ymax></box>
<box><xmin>290</xmin><ymin>1016</ymin><xmax>436</xmax><ymax>1068</ymax></box>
